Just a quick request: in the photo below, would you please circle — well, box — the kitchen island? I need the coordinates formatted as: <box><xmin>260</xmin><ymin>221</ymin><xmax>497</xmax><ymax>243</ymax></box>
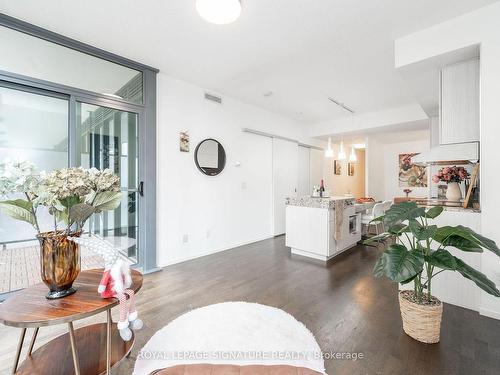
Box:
<box><xmin>285</xmin><ymin>196</ymin><xmax>361</xmax><ymax>261</ymax></box>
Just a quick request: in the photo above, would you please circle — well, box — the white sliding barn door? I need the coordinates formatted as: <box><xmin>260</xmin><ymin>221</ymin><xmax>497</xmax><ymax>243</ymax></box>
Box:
<box><xmin>272</xmin><ymin>138</ymin><xmax>298</xmax><ymax>235</ymax></box>
<box><xmin>297</xmin><ymin>146</ymin><xmax>310</xmax><ymax>196</ymax></box>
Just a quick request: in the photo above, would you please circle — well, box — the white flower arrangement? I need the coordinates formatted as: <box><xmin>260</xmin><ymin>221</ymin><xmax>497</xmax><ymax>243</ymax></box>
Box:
<box><xmin>0</xmin><ymin>160</ymin><xmax>122</xmax><ymax>235</ymax></box>
<box><xmin>0</xmin><ymin>159</ymin><xmax>39</xmax><ymax>196</ymax></box>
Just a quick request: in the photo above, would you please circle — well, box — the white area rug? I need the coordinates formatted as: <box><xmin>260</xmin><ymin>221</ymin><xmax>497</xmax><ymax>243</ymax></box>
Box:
<box><xmin>133</xmin><ymin>302</ymin><xmax>325</xmax><ymax>375</ymax></box>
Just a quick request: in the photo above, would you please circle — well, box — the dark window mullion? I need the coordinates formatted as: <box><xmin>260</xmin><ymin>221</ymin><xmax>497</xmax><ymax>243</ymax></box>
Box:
<box><xmin>69</xmin><ymin>95</ymin><xmax>77</xmax><ymax>167</ymax></box>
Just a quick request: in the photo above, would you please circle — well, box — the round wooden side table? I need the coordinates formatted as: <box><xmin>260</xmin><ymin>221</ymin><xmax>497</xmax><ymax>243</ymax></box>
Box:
<box><xmin>0</xmin><ymin>268</ymin><xmax>143</xmax><ymax>375</ymax></box>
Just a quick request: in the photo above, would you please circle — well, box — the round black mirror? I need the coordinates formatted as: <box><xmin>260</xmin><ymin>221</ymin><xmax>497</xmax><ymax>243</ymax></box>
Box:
<box><xmin>194</xmin><ymin>139</ymin><xmax>226</xmax><ymax>176</ymax></box>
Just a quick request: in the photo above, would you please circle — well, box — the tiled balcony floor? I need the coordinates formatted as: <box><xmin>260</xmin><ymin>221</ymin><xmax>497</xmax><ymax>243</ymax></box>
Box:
<box><xmin>0</xmin><ymin>242</ymin><xmax>103</xmax><ymax>294</ymax></box>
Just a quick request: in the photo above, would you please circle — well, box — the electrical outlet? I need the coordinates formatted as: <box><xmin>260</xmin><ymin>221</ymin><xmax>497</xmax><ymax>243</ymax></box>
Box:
<box><xmin>182</xmin><ymin>234</ymin><xmax>189</xmax><ymax>243</ymax></box>
<box><xmin>206</xmin><ymin>229</ymin><xmax>211</xmax><ymax>238</ymax></box>
<box><xmin>241</xmin><ymin>182</ymin><xmax>247</xmax><ymax>190</ymax></box>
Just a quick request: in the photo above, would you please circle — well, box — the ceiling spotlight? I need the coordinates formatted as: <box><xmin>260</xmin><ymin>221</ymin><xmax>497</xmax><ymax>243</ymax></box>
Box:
<box><xmin>196</xmin><ymin>0</ymin><xmax>242</xmax><ymax>25</ymax></box>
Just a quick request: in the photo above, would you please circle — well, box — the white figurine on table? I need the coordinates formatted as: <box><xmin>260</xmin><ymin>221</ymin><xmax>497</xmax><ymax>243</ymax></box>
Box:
<box><xmin>69</xmin><ymin>235</ymin><xmax>143</xmax><ymax>341</ymax></box>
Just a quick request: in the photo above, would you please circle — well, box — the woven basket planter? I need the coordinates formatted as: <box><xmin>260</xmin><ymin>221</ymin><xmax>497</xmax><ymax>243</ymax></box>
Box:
<box><xmin>399</xmin><ymin>290</ymin><xmax>443</xmax><ymax>344</ymax></box>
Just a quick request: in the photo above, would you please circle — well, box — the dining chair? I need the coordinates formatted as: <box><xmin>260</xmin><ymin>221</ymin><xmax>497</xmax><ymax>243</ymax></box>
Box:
<box><xmin>361</xmin><ymin>202</ymin><xmax>385</xmax><ymax>235</ymax></box>
<box><xmin>382</xmin><ymin>200</ymin><xmax>393</xmax><ymax>211</ymax></box>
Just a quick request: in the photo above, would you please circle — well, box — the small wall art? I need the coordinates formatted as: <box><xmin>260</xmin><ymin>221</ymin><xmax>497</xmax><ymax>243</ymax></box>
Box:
<box><xmin>334</xmin><ymin>160</ymin><xmax>342</xmax><ymax>175</ymax></box>
<box><xmin>180</xmin><ymin>131</ymin><xmax>190</xmax><ymax>152</ymax></box>
<box><xmin>348</xmin><ymin>162</ymin><xmax>355</xmax><ymax>176</ymax></box>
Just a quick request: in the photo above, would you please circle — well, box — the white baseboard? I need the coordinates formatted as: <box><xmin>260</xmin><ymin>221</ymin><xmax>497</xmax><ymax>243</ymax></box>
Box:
<box><xmin>291</xmin><ymin>248</ymin><xmax>329</xmax><ymax>262</ymax></box>
<box><xmin>158</xmin><ymin>235</ymin><xmax>275</xmax><ymax>268</ymax></box>
<box><xmin>291</xmin><ymin>243</ymin><xmax>358</xmax><ymax>262</ymax></box>
<box><xmin>479</xmin><ymin>307</ymin><xmax>500</xmax><ymax>320</ymax></box>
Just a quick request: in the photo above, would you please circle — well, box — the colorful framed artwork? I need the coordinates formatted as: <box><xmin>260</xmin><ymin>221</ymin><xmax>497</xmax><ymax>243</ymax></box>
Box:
<box><xmin>398</xmin><ymin>153</ymin><xmax>427</xmax><ymax>187</ymax></box>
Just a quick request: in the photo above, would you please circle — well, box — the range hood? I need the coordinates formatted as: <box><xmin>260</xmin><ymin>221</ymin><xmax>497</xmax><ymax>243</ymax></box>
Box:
<box><xmin>412</xmin><ymin>113</ymin><xmax>479</xmax><ymax>165</ymax></box>
<box><xmin>413</xmin><ymin>59</ymin><xmax>480</xmax><ymax>165</ymax></box>
<box><xmin>412</xmin><ymin>141</ymin><xmax>479</xmax><ymax>165</ymax></box>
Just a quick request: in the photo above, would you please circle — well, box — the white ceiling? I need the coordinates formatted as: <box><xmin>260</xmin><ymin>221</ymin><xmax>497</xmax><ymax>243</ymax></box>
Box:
<box><xmin>0</xmin><ymin>0</ymin><xmax>496</xmax><ymax>124</ymax></box>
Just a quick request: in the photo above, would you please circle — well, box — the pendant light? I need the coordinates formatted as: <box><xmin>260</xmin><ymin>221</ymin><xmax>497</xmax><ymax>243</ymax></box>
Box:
<box><xmin>338</xmin><ymin>140</ymin><xmax>346</xmax><ymax>160</ymax></box>
<box><xmin>325</xmin><ymin>137</ymin><xmax>334</xmax><ymax>158</ymax></box>
<box><xmin>196</xmin><ymin>0</ymin><xmax>242</xmax><ymax>25</ymax></box>
<box><xmin>349</xmin><ymin>146</ymin><xmax>357</xmax><ymax>162</ymax></box>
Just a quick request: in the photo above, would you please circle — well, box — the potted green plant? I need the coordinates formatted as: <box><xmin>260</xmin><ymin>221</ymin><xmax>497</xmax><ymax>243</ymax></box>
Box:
<box><xmin>0</xmin><ymin>160</ymin><xmax>122</xmax><ymax>299</ymax></box>
<box><xmin>365</xmin><ymin>201</ymin><xmax>500</xmax><ymax>343</ymax></box>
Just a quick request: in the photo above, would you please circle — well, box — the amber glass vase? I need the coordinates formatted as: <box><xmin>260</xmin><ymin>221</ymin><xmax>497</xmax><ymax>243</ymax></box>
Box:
<box><xmin>37</xmin><ymin>231</ymin><xmax>82</xmax><ymax>299</ymax></box>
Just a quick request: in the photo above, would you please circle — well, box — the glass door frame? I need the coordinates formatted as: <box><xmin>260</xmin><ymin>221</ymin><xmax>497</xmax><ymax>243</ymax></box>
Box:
<box><xmin>0</xmin><ymin>14</ymin><xmax>158</xmax><ymax>272</ymax></box>
<box><xmin>0</xmin><ymin>74</ymin><xmax>157</xmax><ymax>273</ymax></box>
<box><xmin>73</xmin><ymin>96</ymin><xmax>145</xmax><ymax>265</ymax></box>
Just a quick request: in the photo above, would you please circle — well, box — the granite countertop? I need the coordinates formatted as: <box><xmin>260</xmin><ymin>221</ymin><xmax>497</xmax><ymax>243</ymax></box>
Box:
<box><xmin>411</xmin><ymin>198</ymin><xmax>481</xmax><ymax>213</ymax></box>
<box><xmin>286</xmin><ymin>196</ymin><xmax>355</xmax><ymax>209</ymax></box>
<box><xmin>419</xmin><ymin>205</ymin><xmax>481</xmax><ymax>213</ymax></box>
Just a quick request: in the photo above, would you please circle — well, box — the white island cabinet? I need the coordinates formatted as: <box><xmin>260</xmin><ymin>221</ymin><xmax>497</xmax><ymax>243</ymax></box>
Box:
<box><xmin>285</xmin><ymin>196</ymin><xmax>361</xmax><ymax>261</ymax></box>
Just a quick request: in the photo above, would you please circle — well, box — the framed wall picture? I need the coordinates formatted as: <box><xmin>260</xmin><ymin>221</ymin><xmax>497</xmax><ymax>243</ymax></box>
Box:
<box><xmin>348</xmin><ymin>162</ymin><xmax>354</xmax><ymax>176</ymax></box>
<box><xmin>398</xmin><ymin>153</ymin><xmax>427</xmax><ymax>187</ymax></box>
<box><xmin>334</xmin><ymin>160</ymin><xmax>342</xmax><ymax>175</ymax></box>
<box><xmin>180</xmin><ymin>131</ymin><xmax>190</xmax><ymax>152</ymax></box>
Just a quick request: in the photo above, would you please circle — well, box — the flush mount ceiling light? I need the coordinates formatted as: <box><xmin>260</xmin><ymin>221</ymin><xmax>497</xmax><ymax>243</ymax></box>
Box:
<box><xmin>325</xmin><ymin>137</ymin><xmax>334</xmax><ymax>158</ymax></box>
<box><xmin>196</xmin><ymin>0</ymin><xmax>242</xmax><ymax>25</ymax></box>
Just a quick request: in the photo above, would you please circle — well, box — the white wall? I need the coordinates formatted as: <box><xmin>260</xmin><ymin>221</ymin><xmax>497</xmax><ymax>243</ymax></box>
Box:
<box><xmin>297</xmin><ymin>146</ymin><xmax>310</xmax><ymax>196</ymax></box>
<box><xmin>366</xmin><ymin>130</ymin><xmax>430</xmax><ymax>201</ymax></box>
<box><xmin>395</xmin><ymin>2</ymin><xmax>500</xmax><ymax>319</ymax></box>
<box><xmin>156</xmin><ymin>74</ymin><xmax>323</xmax><ymax>266</ymax></box>
<box><xmin>309</xmin><ymin>148</ymin><xmax>324</xmax><ymax>193</ymax></box>
<box><xmin>323</xmin><ymin>147</ymin><xmax>365</xmax><ymax>198</ymax></box>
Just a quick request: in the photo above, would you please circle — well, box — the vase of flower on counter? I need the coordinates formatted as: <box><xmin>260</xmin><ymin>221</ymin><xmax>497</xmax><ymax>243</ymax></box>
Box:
<box><xmin>0</xmin><ymin>160</ymin><xmax>122</xmax><ymax>299</ymax></box>
<box><xmin>432</xmin><ymin>166</ymin><xmax>470</xmax><ymax>202</ymax></box>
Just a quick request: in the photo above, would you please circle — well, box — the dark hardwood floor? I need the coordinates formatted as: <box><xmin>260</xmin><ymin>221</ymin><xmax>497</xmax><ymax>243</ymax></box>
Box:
<box><xmin>2</xmin><ymin>236</ymin><xmax>499</xmax><ymax>374</ymax></box>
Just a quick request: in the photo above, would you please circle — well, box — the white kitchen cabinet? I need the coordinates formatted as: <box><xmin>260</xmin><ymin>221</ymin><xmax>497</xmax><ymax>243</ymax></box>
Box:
<box><xmin>285</xmin><ymin>198</ymin><xmax>361</xmax><ymax>261</ymax></box>
<box><xmin>440</xmin><ymin>58</ymin><xmax>479</xmax><ymax>144</ymax></box>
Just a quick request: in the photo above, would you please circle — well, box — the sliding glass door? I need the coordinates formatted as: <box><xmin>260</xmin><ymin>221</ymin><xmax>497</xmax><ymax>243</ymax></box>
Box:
<box><xmin>0</xmin><ymin>83</ymin><xmax>69</xmax><ymax>244</ymax></box>
<box><xmin>0</xmin><ymin>82</ymin><xmax>147</xmax><ymax>297</ymax></box>
<box><xmin>0</xmin><ymin>85</ymin><xmax>143</xmax><ymax>263</ymax></box>
<box><xmin>76</xmin><ymin>102</ymin><xmax>140</xmax><ymax>262</ymax></box>
<box><xmin>0</xmin><ymin>15</ymin><xmax>157</xmax><ymax>297</ymax></box>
